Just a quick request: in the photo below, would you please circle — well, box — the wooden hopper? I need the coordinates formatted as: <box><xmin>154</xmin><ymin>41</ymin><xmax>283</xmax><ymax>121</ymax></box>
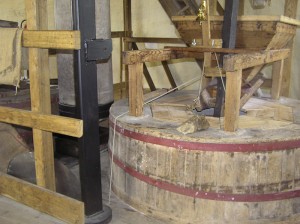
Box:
<box><xmin>172</xmin><ymin>15</ymin><xmax>300</xmax><ymax>50</ymax></box>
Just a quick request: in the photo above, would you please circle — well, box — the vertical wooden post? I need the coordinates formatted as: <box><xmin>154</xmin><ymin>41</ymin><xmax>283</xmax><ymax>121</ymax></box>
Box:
<box><xmin>271</xmin><ymin>59</ymin><xmax>284</xmax><ymax>100</ymax></box>
<box><xmin>123</xmin><ymin>0</ymin><xmax>132</xmax><ymax>97</ymax></box>
<box><xmin>129</xmin><ymin>63</ymin><xmax>144</xmax><ymax>116</ymax></box>
<box><xmin>209</xmin><ymin>0</ymin><xmax>217</xmax><ymax>15</ymax></box>
<box><xmin>202</xmin><ymin>0</ymin><xmax>212</xmax><ymax>67</ymax></box>
<box><xmin>25</xmin><ymin>0</ymin><xmax>55</xmax><ymax>190</ymax></box>
<box><xmin>282</xmin><ymin>0</ymin><xmax>298</xmax><ymax>97</ymax></box>
<box><xmin>224</xmin><ymin>70</ymin><xmax>242</xmax><ymax>132</ymax></box>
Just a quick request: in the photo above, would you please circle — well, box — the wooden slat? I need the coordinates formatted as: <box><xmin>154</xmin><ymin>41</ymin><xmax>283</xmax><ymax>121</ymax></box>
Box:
<box><xmin>205</xmin><ymin>67</ymin><xmax>225</xmax><ymax>77</ymax></box>
<box><xmin>123</xmin><ymin>49</ymin><xmax>175</xmax><ymax>64</ymax></box>
<box><xmin>111</xmin><ymin>31</ymin><xmax>126</xmax><ymax>38</ymax></box>
<box><xmin>129</xmin><ymin>63</ymin><xmax>144</xmax><ymax>116</ymax></box>
<box><xmin>224</xmin><ymin>70</ymin><xmax>243</xmax><ymax>132</ymax></box>
<box><xmin>0</xmin><ymin>173</ymin><xmax>84</xmax><ymax>224</ymax></box>
<box><xmin>240</xmin><ymin>78</ymin><xmax>264</xmax><ymax>108</ymax></box>
<box><xmin>271</xmin><ymin>59</ymin><xmax>285</xmax><ymax>100</ymax></box>
<box><xmin>0</xmin><ymin>106</ymin><xmax>83</xmax><ymax>137</ymax></box>
<box><xmin>131</xmin><ymin>42</ymin><xmax>156</xmax><ymax>91</ymax></box>
<box><xmin>172</xmin><ymin>15</ymin><xmax>300</xmax><ymax>26</ymax></box>
<box><xmin>124</xmin><ymin>37</ymin><xmax>183</xmax><ymax>44</ymax></box>
<box><xmin>22</xmin><ymin>30</ymin><xmax>81</xmax><ymax>49</ymax></box>
<box><xmin>166</xmin><ymin>46</ymin><xmax>261</xmax><ymax>54</ymax></box>
<box><xmin>162</xmin><ymin>61</ymin><xmax>177</xmax><ymax>88</ymax></box>
<box><xmin>123</xmin><ymin>47</ymin><xmax>260</xmax><ymax>65</ymax></box>
<box><xmin>25</xmin><ymin>0</ymin><xmax>55</xmax><ymax>191</ymax></box>
<box><xmin>223</xmin><ymin>49</ymin><xmax>290</xmax><ymax>71</ymax></box>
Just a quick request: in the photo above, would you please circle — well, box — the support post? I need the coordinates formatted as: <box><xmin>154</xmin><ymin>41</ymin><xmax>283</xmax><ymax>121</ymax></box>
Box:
<box><xmin>25</xmin><ymin>0</ymin><xmax>56</xmax><ymax>191</ymax></box>
<box><xmin>129</xmin><ymin>63</ymin><xmax>144</xmax><ymax>116</ymax></box>
<box><xmin>282</xmin><ymin>0</ymin><xmax>298</xmax><ymax>97</ymax></box>
<box><xmin>123</xmin><ymin>0</ymin><xmax>132</xmax><ymax>97</ymax></box>
<box><xmin>72</xmin><ymin>0</ymin><xmax>112</xmax><ymax>222</ymax></box>
<box><xmin>271</xmin><ymin>59</ymin><xmax>285</xmax><ymax>100</ymax></box>
<box><xmin>214</xmin><ymin>0</ymin><xmax>239</xmax><ymax>117</ymax></box>
<box><xmin>132</xmin><ymin>42</ymin><xmax>156</xmax><ymax>91</ymax></box>
<box><xmin>224</xmin><ymin>70</ymin><xmax>242</xmax><ymax>132</ymax></box>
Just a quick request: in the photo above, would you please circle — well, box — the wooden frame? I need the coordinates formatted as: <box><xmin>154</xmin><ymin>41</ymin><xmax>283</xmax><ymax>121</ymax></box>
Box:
<box><xmin>123</xmin><ymin>48</ymin><xmax>290</xmax><ymax>131</ymax></box>
<box><xmin>0</xmin><ymin>0</ymin><xmax>84</xmax><ymax>223</ymax></box>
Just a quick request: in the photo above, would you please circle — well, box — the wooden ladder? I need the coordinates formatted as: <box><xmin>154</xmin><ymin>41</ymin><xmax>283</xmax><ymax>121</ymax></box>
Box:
<box><xmin>0</xmin><ymin>0</ymin><xmax>84</xmax><ymax>223</ymax></box>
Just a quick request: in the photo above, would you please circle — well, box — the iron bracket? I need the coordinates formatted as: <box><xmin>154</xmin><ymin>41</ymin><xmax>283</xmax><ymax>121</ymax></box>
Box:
<box><xmin>85</xmin><ymin>39</ymin><xmax>112</xmax><ymax>62</ymax></box>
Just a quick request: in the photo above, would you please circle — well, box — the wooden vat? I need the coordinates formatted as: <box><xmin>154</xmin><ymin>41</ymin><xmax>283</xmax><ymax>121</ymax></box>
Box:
<box><xmin>172</xmin><ymin>15</ymin><xmax>300</xmax><ymax>49</ymax></box>
<box><xmin>109</xmin><ymin>90</ymin><xmax>300</xmax><ymax>223</ymax></box>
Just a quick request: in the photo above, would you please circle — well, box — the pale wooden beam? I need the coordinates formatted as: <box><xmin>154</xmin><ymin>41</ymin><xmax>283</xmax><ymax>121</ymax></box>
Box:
<box><xmin>240</xmin><ymin>78</ymin><xmax>264</xmax><ymax>108</ymax></box>
<box><xmin>0</xmin><ymin>173</ymin><xmax>84</xmax><ymax>224</ymax></box>
<box><xmin>25</xmin><ymin>0</ymin><xmax>55</xmax><ymax>191</ymax></box>
<box><xmin>123</xmin><ymin>48</ymin><xmax>259</xmax><ymax>65</ymax></box>
<box><xmin>224</xmin><ymin>70</ymin><xmax>242</xmax><ymax>132</ymax></box>
<box><xmin>282</xmin><ymin>0</ymin><xmax>299</xmax><ymax>97</ymax></box>
<box><xmin>123</xmin><ymin>49</ymin><xmax>175</xmax><ymax>64</ymax></box>
<box><xmin>22</xmin><ymin>30</ymin><xmax>81</xmax><ymax>49</ymax></box>
<box><xmin>129</xmin><ymin>63</ymin><xmax>143</xmax><ymax>116</ymax></box>
<box><xmin>0</xmin><ymin>106</ymin><xmax>83</xmax><ymax>137</ymax></box>
<box><xmin>271</xmin><ymin>59</ymin><xmax>285</xmax><ymax>100</ymax></box>
<box><xmin>223</xmin><ymin>49</ymin><xmax>290</xmax><ymax>71</ymax></box>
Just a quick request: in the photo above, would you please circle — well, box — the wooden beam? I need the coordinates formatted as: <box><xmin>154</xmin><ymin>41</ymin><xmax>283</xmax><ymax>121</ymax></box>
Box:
<box><xmin>22</xmin><ymin>30</ymin><xmax>81</xmax><ymax>49</ymax></box>
<box><xmin>111</xmin><ymin>31</ymin><xmax>126</xmax><ymax>38</ymax></box>
<box><xmin>123</xmin><ymin>0</ymin><xmax>132</xmax><ymax>97</ymax></box>
<box><xmin>123</xmin><ymin>49</ymin><xmax>175</xmax><ymax>64</ymax></box>
<box><xmin>131</xmin><ymin>42</ymin><xmax>156</xmax><ymax>91</ymax></box>
<box><xmin>223</xmin><ymin>49</ymin><xmax>290</xmax><ymax>71</ymax></box>
<box><xmin>209</xmin><ymin>0</ymin><xmax>217</xmax><ymax>15</ymax></box>
<box><xmin>25</xmin><ymin>0</ymin><xmax>55</xmax><ymax>190</ymax></box>
<box><xmin>124</xmin><ymin>37</ymin><xmax>183</xmax><ymax>44</ymax></box>
<box><xmin>224</xmin><ymin>70</ymin><xmax>242</xmax><ymax>132</ymax></box>
<box><xmin>129</xmin><ymin>63</ymin><xmax>144</xmax><ymax>116</ymax></box>
<box><xmin>0</xmin><ymin>106</ymin><xmax>83</xmax><ymax>137</ymax></box>
<box><xmin>282</xmin><ymin>0</ymin><xmax>299</xmax><ymax>97</ymax></box>
<box><xmin>271</xmin><ymin>59</ymin><xmax>285</xmax><ymax>100</ymax></box>
<box><xmin>240</xmin><ymin>78</ymin><xmax>264</xmax><ymax>108</ymax></box>
<box><xmin>162</xmin><ymin>61</ymin><xmax>177</xmax><ymax>88</ymax></box>
<box><xmin>166</xmin><ymin>47</ymin><xmax>261</xmax><ymax>54</ymax></box>
<box><xmin>122</xmin><ymin>47</ymin><xmax>260</xmax><ymax>65</ymax></box>
<box><xmin>205</xmin><ymin>67</ymin><xmax>226</xmax><ymax>77</ymax></box>
<box><xmin>0</xmin><ymin>173</ymin><xmax>84</xmax><ymax>224</ymax></box>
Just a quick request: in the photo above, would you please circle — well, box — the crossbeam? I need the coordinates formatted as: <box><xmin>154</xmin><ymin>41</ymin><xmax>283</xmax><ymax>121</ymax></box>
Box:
<box><xmin>0</xmin><ymin>106</ymin><xmax>83</xmax><ymax>137</ymax></box>
<box><xmin>223</xmin><ymin>49</ymin><xmax>290</xmax><ymax>71</ymax></box>
<box><xmin>22</xmin><ymin>30</ymin><xmax>81</xmax><ymax>49</ymax></box>
<box><xmin>0</xmin><ymin>173</ymin><xmax>84</xmax><ymax>224</ymax></box>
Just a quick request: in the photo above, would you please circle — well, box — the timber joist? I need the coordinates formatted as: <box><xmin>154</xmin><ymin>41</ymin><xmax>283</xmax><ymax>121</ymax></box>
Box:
<box><xmin>223</xmin><ymin>49</ymin><xmax>290</xmax><ymax>72</ymax></box>
<box><xmin>22</xmin><ymin>30</ymin><xmax>81</xmax><ymax>50</ymax></box>
<box><xmin>0</xmin><ymin>106</ymin><xmax>83</xmax><ymax>137</ymax></box>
